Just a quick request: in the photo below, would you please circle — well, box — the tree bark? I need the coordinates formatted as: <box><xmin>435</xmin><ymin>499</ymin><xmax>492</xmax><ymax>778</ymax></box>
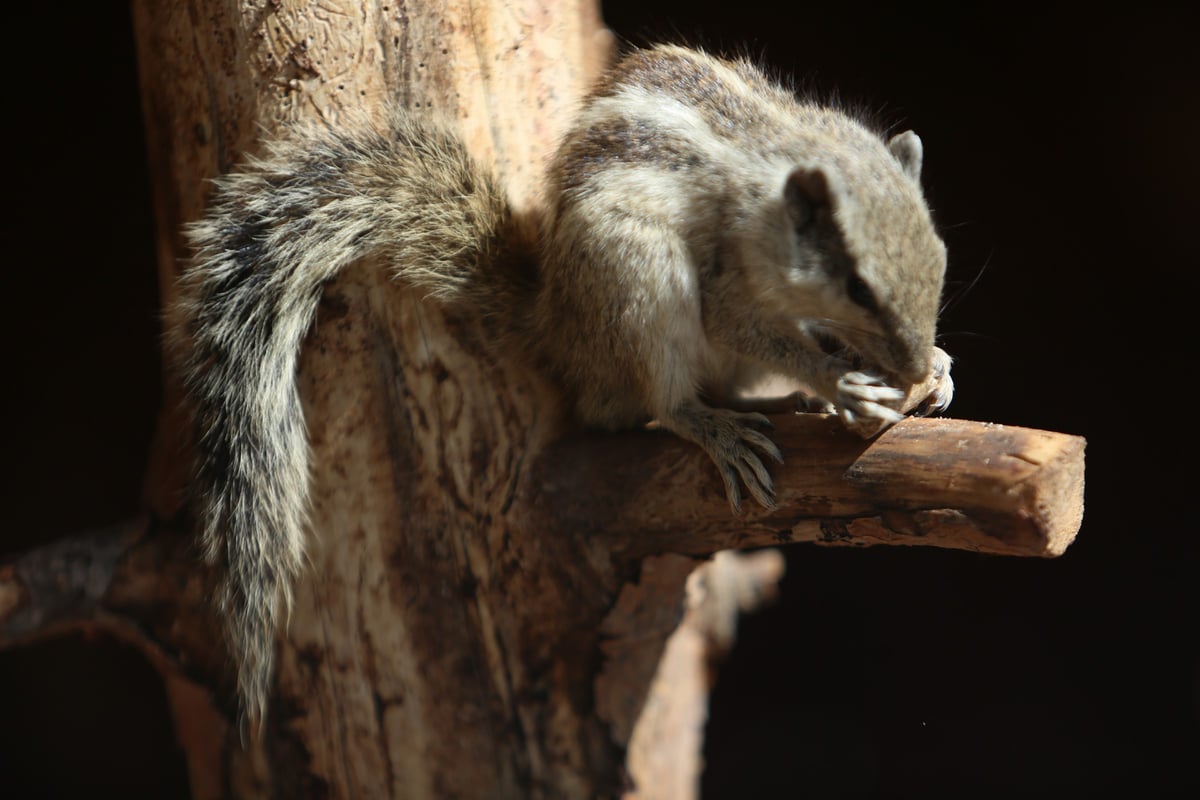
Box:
<box><xmin>132</xmin><ymin>1</ymin><xmax>620</xmax><ymax>796</ymax></box>
<box><xmin>0</xmin><ymin>2</ymin><xmax>1086</xmax><ymax>798</ymax></box>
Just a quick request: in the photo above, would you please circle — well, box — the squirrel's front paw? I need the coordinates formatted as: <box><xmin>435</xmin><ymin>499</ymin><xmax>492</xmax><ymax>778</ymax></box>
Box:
<box><xmin>837</xmin><ymin>370</ymin><xmax>907</xmax><ymax>438</ymax></box>
<box><xmin>909</xmin><ymin>346</ymin><xmax>954</xmax><ymax>417</ymax></box>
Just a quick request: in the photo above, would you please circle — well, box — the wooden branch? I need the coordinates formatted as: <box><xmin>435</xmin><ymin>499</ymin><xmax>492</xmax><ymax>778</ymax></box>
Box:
<box><xmin>0</xmin><ymin>515</ymin><xmax>225</xmax><ymax>687</ymax></box>
<box><xmin>0</xmin><ymin>517</ymin><xmax>142</xmax><ymax>642</ymax></box>
<box><xmin>3</xmin><ymin>413</ymin><xmax>1082</xmax><ymax>654</ymax></box>
<box><xmin>535</xmin><ymin>413</ymin><xmax>1085</xmax><ymax>562</ymax></box>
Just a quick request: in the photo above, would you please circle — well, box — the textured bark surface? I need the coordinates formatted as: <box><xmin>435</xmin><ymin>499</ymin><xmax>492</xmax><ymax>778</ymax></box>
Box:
<box><xmin>131</xmin><ymin>1</ymin><xmax>618</xmax><ymax>796</ymax></box>
<box><xmin>539</xmin><ymin>415</ymin><xmax>1085</xmax><ymax>560</ymax></box>
<box><xmin>598</xmin><ymin>550</ymin><xmax>786</xmax><ymax>800</ymax></box>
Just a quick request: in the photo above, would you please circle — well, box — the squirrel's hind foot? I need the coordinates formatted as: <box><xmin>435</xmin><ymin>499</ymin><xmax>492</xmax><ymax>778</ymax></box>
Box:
<box><xmin>661</xmin><ymin>403</ymin><xmax>784</xmax><ymax>513</ymax></box>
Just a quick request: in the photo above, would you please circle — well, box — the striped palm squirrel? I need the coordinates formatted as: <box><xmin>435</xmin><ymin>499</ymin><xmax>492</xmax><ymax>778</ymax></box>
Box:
<box><xmin>176</xmin><ymin>43</ymin><xmax>954</xmax><ymax>720</ymax></box>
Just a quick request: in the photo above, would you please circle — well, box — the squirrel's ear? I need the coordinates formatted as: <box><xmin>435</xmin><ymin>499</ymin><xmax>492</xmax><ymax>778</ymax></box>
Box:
<box><xmin>785</xmin><ymin>166</ymin><xmax>832</xmax><ymax>230</ymax></box>
<box><xmin>888</xmin><ymin>130</ymin><xmax>924</xmax><ymax>182</ymax></box>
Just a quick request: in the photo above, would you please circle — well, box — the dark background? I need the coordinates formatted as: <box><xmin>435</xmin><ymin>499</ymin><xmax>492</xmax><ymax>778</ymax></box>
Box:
<box><xmin>2</xmin><ymin>2</ymin><xmax>1196</xmax><ymax>797</ymax></box>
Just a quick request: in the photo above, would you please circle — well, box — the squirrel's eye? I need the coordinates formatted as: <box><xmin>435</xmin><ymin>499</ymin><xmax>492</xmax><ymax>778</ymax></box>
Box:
<box><xmin>846</xmin><ymin>274</ymin><xmax>878</xmax><ymax>312</ymax></box>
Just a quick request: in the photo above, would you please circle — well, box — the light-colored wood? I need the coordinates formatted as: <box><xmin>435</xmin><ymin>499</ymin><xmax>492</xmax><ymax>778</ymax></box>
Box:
<box><xmin>598</xmin><ymin>551</ymin><xmax>786</xmax><ymax>800</ymax></box>
<box><xmin>130</xmin><ymin>1</ymin><xmax>617</xmax><ymax>796</ymax></box>
<box><xmin>537</xmin><ymin>415</ymin><xmax>1085</xmax><ymax>560</ymax></box>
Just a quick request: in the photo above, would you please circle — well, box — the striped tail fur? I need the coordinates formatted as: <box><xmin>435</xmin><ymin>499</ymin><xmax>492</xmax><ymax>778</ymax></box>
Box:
<box><xmin>174</xmin><ymin>111</ymin><xmax>529</xmax><ymax>720</ymax></box>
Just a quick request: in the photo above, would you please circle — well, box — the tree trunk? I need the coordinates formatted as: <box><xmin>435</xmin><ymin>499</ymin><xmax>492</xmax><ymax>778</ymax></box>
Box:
<box><xmin>133</xmin><ymin>1</ymin><xmax>622</xmax><ymax>796</ymax></box>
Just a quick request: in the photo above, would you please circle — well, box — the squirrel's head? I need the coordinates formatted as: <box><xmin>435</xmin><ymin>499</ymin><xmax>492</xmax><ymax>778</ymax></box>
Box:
<box><xmin>755</xmin><ymin>130</ymin><xmax>946</xmax><ymax>384</ymax></box>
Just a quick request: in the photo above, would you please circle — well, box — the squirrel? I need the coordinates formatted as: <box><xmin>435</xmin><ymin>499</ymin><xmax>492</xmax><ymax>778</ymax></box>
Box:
<box><xmin>175</xmin><ymin>43</ymin><xmax>954</xmax><ymax>721</ymax></box>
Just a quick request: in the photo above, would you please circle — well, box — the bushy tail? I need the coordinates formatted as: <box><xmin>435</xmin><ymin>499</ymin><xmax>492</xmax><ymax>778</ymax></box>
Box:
<box><xmin>175</xmin><ymin>112</ymin><xmax>529</xmax><ymax>720</ymax></box>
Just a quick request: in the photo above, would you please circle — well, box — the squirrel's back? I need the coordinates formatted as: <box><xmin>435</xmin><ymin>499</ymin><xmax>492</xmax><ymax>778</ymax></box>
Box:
<box><xmin>539</xmin><ymin>44</ymin><xmax>943</xmax><ymax>426</ymax></box>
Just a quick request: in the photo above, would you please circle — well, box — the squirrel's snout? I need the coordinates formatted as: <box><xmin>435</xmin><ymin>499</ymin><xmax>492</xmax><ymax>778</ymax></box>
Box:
<box><xmin>892</xmin><ymin>338</ymin><xmax>933</xmax><ymax>385</ymax></box>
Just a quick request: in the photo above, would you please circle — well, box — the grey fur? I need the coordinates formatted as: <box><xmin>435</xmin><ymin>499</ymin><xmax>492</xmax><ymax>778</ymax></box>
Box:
<box><xmin>176</xmin><ymin>44</ymin><xmax>953</xmax><ymax>720</ymax></box>
<box><xmin>175</xmin><ymin>113</ymin><xmax>528</xmax><ymax>720</ymax></box>
<box><xmin>540</xmin><ymin>45</ymin><xmax>953</xmax><ymax>508</ymax></box>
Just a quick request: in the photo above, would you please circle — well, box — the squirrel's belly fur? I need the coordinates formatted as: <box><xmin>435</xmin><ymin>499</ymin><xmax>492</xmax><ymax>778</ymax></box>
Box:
<box><xmin>176</xmin><ymin>43</ymin><xmax>952</xmax><ymax>720</ymax></box>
